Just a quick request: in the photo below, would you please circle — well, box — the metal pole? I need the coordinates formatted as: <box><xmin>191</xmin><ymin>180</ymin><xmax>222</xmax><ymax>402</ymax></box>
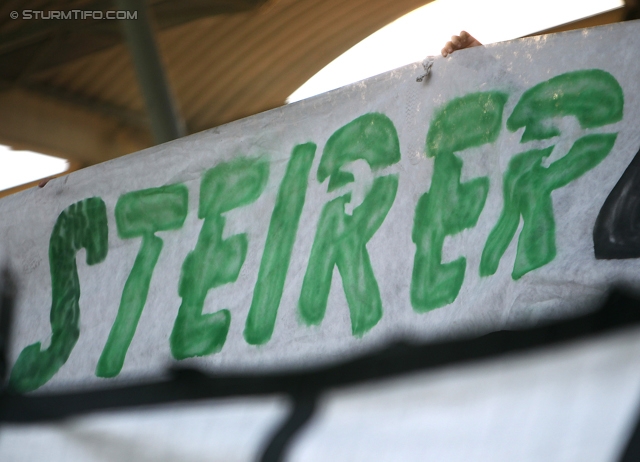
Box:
<box><xmin>116</xmin><ymin>0</ymin><xmax>186</xmax><ymax>144</ymax></box>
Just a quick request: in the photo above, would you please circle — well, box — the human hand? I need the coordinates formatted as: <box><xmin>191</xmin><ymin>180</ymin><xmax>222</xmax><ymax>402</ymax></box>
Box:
<box><xmin>441</xmin><ymin>31</ymin><xmax>482</xmax><ymax>57</ymax></box>
<box><xmin>38</xmin><ymin>177</ymin><xmax>53</xmax><ymax>188</ymax></box>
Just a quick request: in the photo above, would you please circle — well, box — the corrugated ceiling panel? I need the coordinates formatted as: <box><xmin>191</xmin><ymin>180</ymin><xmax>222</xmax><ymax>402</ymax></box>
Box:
<box><xmin>30</xmin><ymin>0</ymin><xmax>432</xmax><ymax>134</ymax></box>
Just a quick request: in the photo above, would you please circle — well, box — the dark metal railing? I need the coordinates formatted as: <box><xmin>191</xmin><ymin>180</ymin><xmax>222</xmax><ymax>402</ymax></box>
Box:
<box><xmin>2</xmin><ymin>270</ymin><xmax>640</xmax><ymax>461</ymax></box>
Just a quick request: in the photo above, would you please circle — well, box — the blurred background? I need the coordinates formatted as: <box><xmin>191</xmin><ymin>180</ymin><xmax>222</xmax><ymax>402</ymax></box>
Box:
<box><xmin>0</xmin><ymin>0</ymin><xmax>638</xmax><ymax>198</ymax></box>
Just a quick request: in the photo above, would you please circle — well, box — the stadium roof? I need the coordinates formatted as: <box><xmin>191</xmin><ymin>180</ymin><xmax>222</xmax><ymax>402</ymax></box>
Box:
<box><xmin>0</xmin><ymin>0</ymin><xmax>632</xmax><ymax>197</ymax></box>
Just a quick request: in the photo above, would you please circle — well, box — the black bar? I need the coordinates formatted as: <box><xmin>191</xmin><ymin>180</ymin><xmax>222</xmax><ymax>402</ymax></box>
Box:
<box><xmin>259</xmin><ymin>392</ymin><xmax>317</xmax><ymax>462</ymax></box>
<box><xmin>0</xmin><ymin>268</ymin><xmax>15</xmax><ymax>389</ymax></box>
<box><xmin>2</xmin><ymin>289</ymin><xmax>640</xmax><ymax>423</ymax></box>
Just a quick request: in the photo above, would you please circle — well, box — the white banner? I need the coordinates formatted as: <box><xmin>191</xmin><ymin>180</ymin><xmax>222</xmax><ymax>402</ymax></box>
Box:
<box><xmin>4</xmin><ymin>20</ymin><xmax>640</xmax><ymax>393</ymax></box>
